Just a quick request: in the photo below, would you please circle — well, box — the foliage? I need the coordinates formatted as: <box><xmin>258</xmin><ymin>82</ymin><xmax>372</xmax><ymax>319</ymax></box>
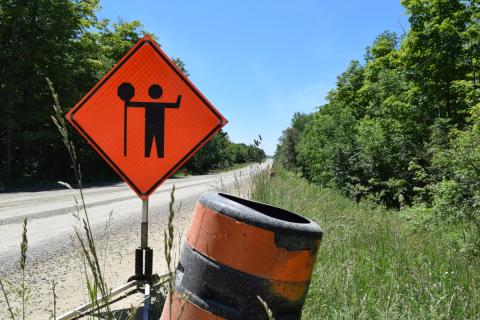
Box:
<box><xmin>275</xmin><ymin>112</ymin><xmax>312</xmax><ymax>171</ymax></box>
<box><xmin>0</xmin><ymin>218</ymin><xmax>30</xmax><ymax>320</ymax></box>
<box><xmin>276</xmin><ymin>0</ymin><xmax>480</xmax><ymax>253</ymax></box>
<box><xmin>184</xmin><ymin>130</ymin><xmax>234</xmax><ymax>174</ymax></box>
<box><xmin>184</xmin><ymin>131</ymin><xmax>266</xmax><ymax>174</ymax></box>
<box><xmin>0</xmin><ymin>0</ymin><xmax>140</xmax><ymax>188</ymax></box>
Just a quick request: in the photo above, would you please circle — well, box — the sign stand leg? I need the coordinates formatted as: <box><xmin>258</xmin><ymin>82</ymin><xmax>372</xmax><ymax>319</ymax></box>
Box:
<box><xmin>141</xmin><ymin>199</ymin><xmax>150</xmax><ymax>320</ymax></box>
<box><xmin>144</xmin><ymin>282</ymin><xmax>151</xmax><ymax>320</ymax></box>
<box><xmin>128</xmin><ymin>199</ymin><xmax>157</xmax><ymax>319</ymax></box>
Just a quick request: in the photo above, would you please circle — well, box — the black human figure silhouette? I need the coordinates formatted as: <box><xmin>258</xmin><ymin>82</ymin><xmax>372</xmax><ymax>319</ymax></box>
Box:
<box><xmin>118</xmin><ymin>82</ymin><xmax>181</xmax><ymax>158</ymax></box>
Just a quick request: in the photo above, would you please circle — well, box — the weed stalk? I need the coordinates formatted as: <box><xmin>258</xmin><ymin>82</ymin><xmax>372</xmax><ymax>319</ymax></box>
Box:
<box><xmin>164</xmin><ymin>185</ymin><xmax>176</xmax><ymax>320</ymax></box>
<box><xmin>48</xmin><ymin>77</ymin><xmax>113</xmax><ymax>318</ymax></box>
<box><xmin>19</xmin><ymin>218</ymin><xmax>28</xmax><ymax>320</ymax></box>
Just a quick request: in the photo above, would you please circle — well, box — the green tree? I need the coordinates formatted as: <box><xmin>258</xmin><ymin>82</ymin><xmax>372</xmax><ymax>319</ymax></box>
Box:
<box><xmin>296</xmin><ymin>61</ymin><xmax>363</xmax><ymax>189</ymax></box>
<box><xmin>0</xmin><ymin>0</ymin><xmax>99</xmax><ymax>188</ymax></box>
<box><xmin>185</xmin><ymin>130</ymin><xmax>234</xmax><ymax>174</ymax></box>
<box><xmin>401</xmin><ymin>0</ymin><xmax>470</xmax><ymax>125</ymax></box>
<box><xmin>0</xmin><ymin>0</ymin><xmax>154</xmax><ymax>189</ymax></box>
<box><xmin>231</xmin><ymin>143</ymin><xmax>249</xmax><ymax>163</ymax></box>
<box><xmin>275</xmin><ymin>112</ymin><xmax>312</xmax><ymax>170</ymax></box>
<box><xmin>430</xmin><ymin>105</ymin><xmax>480</xmax><ymax>253</ymax></box>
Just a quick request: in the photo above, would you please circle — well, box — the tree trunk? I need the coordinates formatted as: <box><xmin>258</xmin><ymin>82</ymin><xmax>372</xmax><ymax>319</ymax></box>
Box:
<box><xmin>4</xmin><ymin>115</ymin><xmax>13</xmax><ymax>189</ymax></box>
<box><xmin>3</xmin><ymin>9</ymin><xmax>19</xmax><ymax>190</ymax></box>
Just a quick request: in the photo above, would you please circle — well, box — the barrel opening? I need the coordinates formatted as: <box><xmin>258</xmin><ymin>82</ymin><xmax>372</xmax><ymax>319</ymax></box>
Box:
<box><xmin>219</xmin><ymin>193</ymin><xmax>309</xmax><ymax>224</ymax></box>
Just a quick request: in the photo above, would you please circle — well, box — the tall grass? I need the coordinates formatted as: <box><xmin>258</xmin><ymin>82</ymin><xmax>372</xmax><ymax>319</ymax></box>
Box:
<box><xmin>251</xmin><ymin>167</ymin><xmax>480</xmax><ymax>319</ymax></box>
<box><xmin>164</xmin><ymin>185</ymin><xmax>176</xmax><ymax>320</ymax></box>
<box><xmin>48</xmin><ymin>78</ymin><xmax>114</xmax><ymax>319</ymax></box>
<box><xmin>0</xmin><ymin>218</ymin><xmax>29</xmax><ymax>320</ymax></box>
<box><xmin>19</xmin><ymin>218</ymin><xmax>28</xmax><ymax>320</ymax></box>
<box><xmin>0</xmin><ymin>278</ymin><xmax>15</xmax><ymax>319</ymax></box>
<box><xmin>50</xmin><ymin>280</ymin><xmax>57</xmax><ymax>320</ymax></box>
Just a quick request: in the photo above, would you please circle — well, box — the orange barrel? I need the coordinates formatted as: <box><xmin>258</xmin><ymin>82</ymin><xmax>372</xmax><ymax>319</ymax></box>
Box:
<box><xmin>160</xmin><ymin>192</ymin><xmax>322</xmax><ymax>320</ymax></box>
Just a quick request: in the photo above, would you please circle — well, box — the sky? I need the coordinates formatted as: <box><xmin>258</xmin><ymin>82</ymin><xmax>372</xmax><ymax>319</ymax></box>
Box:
<box><xmin>98</xmin><ymin>1</ymin><xmax>409</xmax><ymax>155</ymax></box>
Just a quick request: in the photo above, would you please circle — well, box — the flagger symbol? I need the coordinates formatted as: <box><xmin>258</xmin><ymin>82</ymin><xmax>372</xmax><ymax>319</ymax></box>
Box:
<box><xmin>118</xmin><ymin>82</ymin><xmax>182</xmax><ymax>158</ymax></box>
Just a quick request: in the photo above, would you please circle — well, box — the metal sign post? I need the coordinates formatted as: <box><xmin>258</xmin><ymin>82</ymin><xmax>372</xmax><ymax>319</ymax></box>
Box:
<box><xmin>141</xmin><ymin>199</ymin><xmax>149</xmax><ymax>249</ymax></box>
<box><xmin>131</xmin><ymin>199</ymin><xmax>154</xmax><ymax>319</ymax></box>
<box><xmin>141</xmin><ymin>199</ymin><xmax>151</xmax><ymax>320</ymax></box>
<box><xmin>133</xmin><ymin>199</ymin><xmax>153</xmax><ymax>281</ymax></box>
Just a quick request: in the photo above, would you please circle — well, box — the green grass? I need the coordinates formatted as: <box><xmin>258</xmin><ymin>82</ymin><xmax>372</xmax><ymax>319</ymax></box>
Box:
<box><xmin>251</xmin><ymin>168</ymin><xmax>480</xmax><ymax>319</ymax></box>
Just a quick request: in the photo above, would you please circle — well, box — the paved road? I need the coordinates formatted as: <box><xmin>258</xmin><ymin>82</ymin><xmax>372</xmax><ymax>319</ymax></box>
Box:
<box><xmin>0</xmin><ymin>162</ymin><xmax>267</xmax><ymax>267</ymax></box>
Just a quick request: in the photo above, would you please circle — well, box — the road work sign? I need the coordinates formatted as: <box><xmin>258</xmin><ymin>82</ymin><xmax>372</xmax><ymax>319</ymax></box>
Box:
<box><xmin>66</xmin><ymin>35</ymin><xmax>227</xmax><ymax>199</ymax></box>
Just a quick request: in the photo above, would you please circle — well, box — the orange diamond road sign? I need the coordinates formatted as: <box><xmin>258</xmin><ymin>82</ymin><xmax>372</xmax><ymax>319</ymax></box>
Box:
<box><xmin>66</xmin><ymin>35</ymin><xmax>227</xmax><ymax>199</ymax></box>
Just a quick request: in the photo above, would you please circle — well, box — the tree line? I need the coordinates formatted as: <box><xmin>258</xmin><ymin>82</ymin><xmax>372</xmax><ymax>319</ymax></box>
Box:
<box><xmin>276</xmin><ymin>0</ymin><xmax>480</xmax><ymax>254</ymax></box>
<box><xmin>0</xmin><ymin>0</ymin><xmax>265</xmax><ymax>190</ymax></box>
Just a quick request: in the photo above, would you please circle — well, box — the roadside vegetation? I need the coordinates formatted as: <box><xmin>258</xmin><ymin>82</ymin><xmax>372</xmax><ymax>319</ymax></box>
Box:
<box><xmin>276</xmin><ymin>0</ymin><xmax>480</xmax><ymax>255</ymax></box>
<box><xmin>0</xmin><ymin>0</ymin><xmax>265</xmax><ymax>190</ymax></box>
<box><xmin>252</xmin><ymin>167</ymin><xmax>480</xmax><ymax>319</ymax></box>
<box><xmin>184</xmin><ymin>133</ymin><xmax>266</xmax><ymax>175</ymax></box>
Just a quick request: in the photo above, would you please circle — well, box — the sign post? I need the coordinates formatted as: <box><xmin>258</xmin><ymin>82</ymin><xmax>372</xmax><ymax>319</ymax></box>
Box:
<box><xmin>141</xmin><ymin>199</ymin><xmax>149</xmax><ymax>249</ymax></box>
<box><xmin>141</xmin><ymin>199</ymin><xmax>150</xmax><ymax>319</ymax></box>
<box><xmin>66</xmin><ymin>35</ymin><xmax>227</xmax><ymax>319</ymax></box>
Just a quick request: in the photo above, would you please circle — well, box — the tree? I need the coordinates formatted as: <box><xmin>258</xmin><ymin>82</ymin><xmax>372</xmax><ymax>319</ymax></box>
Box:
<box><xmin>275</xmin><ymin>112</ymin><xmax>312</xmax><ymax>170</ymax></box>
<box><xmin>0</xmin><ymin>0</ymin><xmax>153</xmax><ymax>188</ymax></box>
<box><xmin>184</xmin><ymin>130</ymin><xmax>234</xmax><ymax>174</ymax></box>
<box><xmin>0</xmin><ymin>0</ymin><xmax>99</xmax><ymax>188</ymax></box>
<box><xmin>401</xmin><ymin>0</ymin><xmax>470</xmax><ymax>125</ymax></box>
<box><xmin>231</xmin><ymin>143</ymin><xmax>249</xmax><ymax>163</ymax></box>
<box><xmin>296</xmin><ymin>61</ymin><xmax>364</xmax><ymax>188</ymax></box>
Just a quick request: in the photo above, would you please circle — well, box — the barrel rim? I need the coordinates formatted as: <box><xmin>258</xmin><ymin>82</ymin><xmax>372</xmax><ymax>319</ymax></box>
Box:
<box><xmin>198</xmin><ymin>192</ymin><xmax>323</xmax><ymax>249</ymax></box>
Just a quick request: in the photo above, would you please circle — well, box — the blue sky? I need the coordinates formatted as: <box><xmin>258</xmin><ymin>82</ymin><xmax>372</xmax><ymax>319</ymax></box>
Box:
<box><xmin>99</xmin><ymin>1</ymin><xmax>409</xmax><ymax>155</ymax></box>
